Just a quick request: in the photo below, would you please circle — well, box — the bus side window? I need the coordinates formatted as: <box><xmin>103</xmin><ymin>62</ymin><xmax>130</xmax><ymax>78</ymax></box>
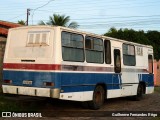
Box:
<box><xmin>104</xmin><ymin>40</ymin><xmax>111</xmax><ymax>64</ymax></box>
<box><xmin>148</xmin><ymin>55</ymin><xmax>153</xmax><ymax>74</ymax></box>
<box><xmin>122</xmin><ymin>44</ymin><xmax>136</xmax><ymax>66</ymax></box>
<box><xmin>85</xmin><ymin>36</ymin><xmax>103</xmax><ymax>63</ymax></box>
<box><xmin>61</xmin><ymin>31</ymin><xmax>84</xmax><ymax>62</ymax></box>
<box><xmin>114</xmin><ymin>49</ymin><xmax>121</xmax><ymax>73</ymax></box>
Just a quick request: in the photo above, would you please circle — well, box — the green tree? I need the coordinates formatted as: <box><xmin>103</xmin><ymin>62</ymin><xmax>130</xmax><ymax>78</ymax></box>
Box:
<box><xmin>104</xmin><ymin>27</ymin><xmax>160</xmax><ymax>60</ymax></box>
<box><xmin>105</xmin><ymin>28</ymin><xmax>149</xmax><ymax>43</ymax></box>
<box><xmin>39</xmin><ymin>14</ymin><xmax>79</xmax><ymax>29</ymax></box>
<box><xmin>146</xmin><ymin>31</ymin><xmax>160</xmax><ymax>59</ymax></box>
<box><xmin>104</xmin><ymin>27</ymin><xmax>119</xmax><ymax>38</ymax></box>
<box><xmin>18</xmin><ymin>20</ymin><xmax>25</xmax><ymax>25</ymax></box>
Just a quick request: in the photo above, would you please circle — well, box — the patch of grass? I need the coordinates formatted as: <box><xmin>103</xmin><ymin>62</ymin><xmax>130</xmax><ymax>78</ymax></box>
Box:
<box><xmin>0</xmin><ymin>95</ymin><xmax>41</xmax><ymax>112</ymax></box>
<box><xmin>0</xmin><ymin>87</ymin><xmax>2</xmax><ymax>94</ymax></box>
<box><xmin>0</xmin><ymin>96</ymin><xmax>23</xmax><ymax>112</ymax></box>
<box><xmin>154</xmin><ymin>87</ymin><xmax>160</xmax><ymax>93</ymax></box>
<box><xmin>150</xmin><ymin>117</ymin><xmax>160</xmax><ymax>120</ymax></box>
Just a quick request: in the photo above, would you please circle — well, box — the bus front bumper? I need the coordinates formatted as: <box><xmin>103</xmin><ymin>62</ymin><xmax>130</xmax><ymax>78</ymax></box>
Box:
<box><xmin>2</xmin><ymin>85</ymin><xmax>60</xmax><ymax>98</ymax></box>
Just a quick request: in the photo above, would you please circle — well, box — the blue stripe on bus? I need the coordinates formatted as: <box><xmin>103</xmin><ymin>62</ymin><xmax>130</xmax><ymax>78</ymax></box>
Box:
<box><xmin>3</xmin><ymin>70</ymin><xmax>154</xmax><ymax>93</ymax></box>
<box><xmin>3</xmin><ymin>70</ymin><xmax>120</xmax><ymax>92</ymax></box>
<box><xmin>140</xmin><ymin>74</ymin><xmax>154</xmax><ymax>86</ymax></box>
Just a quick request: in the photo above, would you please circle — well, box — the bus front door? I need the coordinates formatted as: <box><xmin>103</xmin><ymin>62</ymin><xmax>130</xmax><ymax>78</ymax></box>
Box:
<box><xmin>113</xmin><ymin>49</ymin><xmax>122</xmax><ymax>94</ymax></box>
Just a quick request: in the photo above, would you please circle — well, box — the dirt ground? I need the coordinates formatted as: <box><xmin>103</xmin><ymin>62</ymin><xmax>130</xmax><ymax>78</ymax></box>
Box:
<box><xmin>0</xmin><ymin>87</ymin><xmax>160</xmax><ymax>120</ymax></box>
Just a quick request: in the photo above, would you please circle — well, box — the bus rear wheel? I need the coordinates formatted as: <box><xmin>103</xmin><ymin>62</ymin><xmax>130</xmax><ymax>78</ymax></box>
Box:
<box><xmin>134</xmin><ymin>84</ymin><xmax>144</xmax><ymax>101</ymax></box>
<box><xmin>88</xmin><ymin>85</ymin><xmax>105</xmax><ymax>110</ymax></box>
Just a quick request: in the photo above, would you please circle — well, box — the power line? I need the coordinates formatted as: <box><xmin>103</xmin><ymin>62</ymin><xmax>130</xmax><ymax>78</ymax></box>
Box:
<box><xmin>1</xmin><ymin>0</ymin><xmax>159</xmax><ymax>12</ymax></box>
<box><xmin>0</xmin><ymin>0</ymin><xmax>137</xmax><ymax>9</ymax></box>
<box><xmin>1</xmin><ymin>0</ymin><xmax>160</xmax><ymax>34</ymax></box>
<box><xmin>7</xmin><ymin>13</ymin><xmax>26</xmax><ymax>21</ymax></box>
<box><xmin>33</xmin><ymin>13</ymin><xmax>160</xmax><ymax>21</ymax></box>
<box><xmin>30</xmin><ymin>0</ymin><xmax>55</xmax><ymax>25</ymax></box>
<box><xmin>33</xmin><ymin>0</ymin><xmax>160</xmax><ymax>12</ymax></box>
<box><xmin>29</xmin><ymin>18</ymin><xmax>160</xmax><ymax>28</ymax></box>
<box><xmin>31</xmin><ymin>0</ymin><xmax>55</xmax><ymax>12</ymax></box>
<box><xmin>1</xmin><ymin>0</ymin><xmax>160</xmax><ymax>18</ymax></box>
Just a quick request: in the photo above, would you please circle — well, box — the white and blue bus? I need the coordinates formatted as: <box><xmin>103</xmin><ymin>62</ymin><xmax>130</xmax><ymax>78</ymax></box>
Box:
<box><xmin>2</xmin><ymin>26</ymin><xmax>154</xmax><ymax>109</ymax></box>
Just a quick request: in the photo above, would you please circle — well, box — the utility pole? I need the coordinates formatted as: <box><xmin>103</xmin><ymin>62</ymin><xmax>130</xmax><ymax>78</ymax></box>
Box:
<box><xmin>26</xmin><ymin>8</ymin><xmax>30</xmax><ymax>26</ymax></box>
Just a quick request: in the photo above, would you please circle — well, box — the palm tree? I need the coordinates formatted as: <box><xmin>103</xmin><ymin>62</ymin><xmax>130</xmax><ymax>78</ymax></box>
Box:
<box><xmin>39</xmin><ymin>14</ymin><xmax>79</xmax><ymax>29</ymax></box>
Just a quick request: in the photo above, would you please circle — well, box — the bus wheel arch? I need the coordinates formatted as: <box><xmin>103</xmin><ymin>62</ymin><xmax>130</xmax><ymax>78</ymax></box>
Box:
<box><xmin>88</xmin><ymin>83</ymin><xmax>106</xmax><ymax>110</ymax></box>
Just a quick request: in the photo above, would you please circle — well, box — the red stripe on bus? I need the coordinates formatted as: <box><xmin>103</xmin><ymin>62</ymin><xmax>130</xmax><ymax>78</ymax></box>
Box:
<box><xmin>3</xmin><ymin>63</ymin><xmax>148</xmax><ymax>73</ymax></box>
<box><xmin>3</xmin><ymin>63</ymin><xmax>61</xmax><ymax>70</ymax></box>
<box><xmin>3</xmin><ymin>63</ymin><xmax>115</xmax><ymax>72</ymax></box>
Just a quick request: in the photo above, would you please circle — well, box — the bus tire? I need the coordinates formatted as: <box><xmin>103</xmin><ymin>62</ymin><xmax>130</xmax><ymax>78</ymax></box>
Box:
<box><xmin>88</xmin><ymin>85</ymin><xmax>105</xmax><ymax>110</ymax></box>
<box><xmin>134</xmin><ymin>84</ymin><xmax>144</xmax><ymax>101</ymax></box>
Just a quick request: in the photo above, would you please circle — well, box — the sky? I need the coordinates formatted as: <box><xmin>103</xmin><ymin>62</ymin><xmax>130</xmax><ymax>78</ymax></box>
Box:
<box><xmin>1</xmin><ymin>0</ymin><xmax>160</xmax><ymax>34</ymax></box>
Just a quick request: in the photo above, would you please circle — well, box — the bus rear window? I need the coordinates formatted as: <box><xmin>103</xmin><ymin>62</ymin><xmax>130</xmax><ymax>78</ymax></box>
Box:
<box><xmin>27</xmin><ymin>31</ymin><xmax>50</xmax><ymax>46</ymax></box>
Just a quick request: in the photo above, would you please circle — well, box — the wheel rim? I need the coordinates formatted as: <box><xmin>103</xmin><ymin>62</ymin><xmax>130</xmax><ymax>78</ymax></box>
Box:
<box><xmin>95</xmin><ymin>91</ymin><xmax>102</xmax><ymax>105</ymax></box>
<box><xmin>94</xmin><ymin>87</ymin><xmax>104</xmax><ymax>106</ymax></box>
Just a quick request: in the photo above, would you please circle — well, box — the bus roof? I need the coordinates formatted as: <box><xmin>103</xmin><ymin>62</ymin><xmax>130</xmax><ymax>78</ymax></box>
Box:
<box><xmin>8</xmin><ymin>25</ymin><xmax>153</xmax><ymax>49</ymax></box>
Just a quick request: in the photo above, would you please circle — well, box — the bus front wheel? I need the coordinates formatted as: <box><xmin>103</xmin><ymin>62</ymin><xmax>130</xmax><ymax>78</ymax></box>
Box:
<box><xmin>88</xmin><ymin>85</ymin><xmax>105</xmax><ymax>110</ymax></box>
